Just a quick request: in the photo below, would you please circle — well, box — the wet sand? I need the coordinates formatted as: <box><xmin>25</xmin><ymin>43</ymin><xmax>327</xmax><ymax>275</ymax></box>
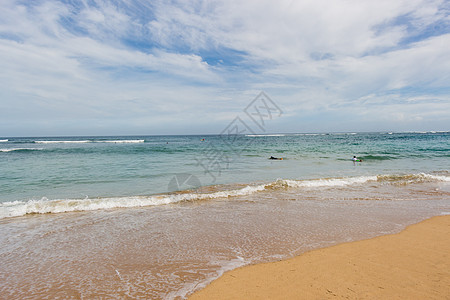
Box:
<box><xmin>190</xmin><ymin>215</ymin><xmax>450</xmax><ymax>299</ymax></box>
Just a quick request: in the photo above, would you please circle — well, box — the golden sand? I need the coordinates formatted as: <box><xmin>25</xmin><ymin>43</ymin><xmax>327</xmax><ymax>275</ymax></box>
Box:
<box><xmin>190</xmin><ymin>215</ymin><xmax>450</xmax><ymax>299</ymax></box>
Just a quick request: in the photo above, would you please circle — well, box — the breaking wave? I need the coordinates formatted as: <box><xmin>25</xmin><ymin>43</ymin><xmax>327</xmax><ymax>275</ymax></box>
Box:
<box><xmin>35</xmin><ymin>140</ymin><xmax>91</xmax><ymax>144</ymax></box>
<box><xmin>34</xmin><ymin>139</ymin><xmax>145</xmax><ymax>144</ymax></box>
<box><xmin>0</xmin><ymin>148</ymin><xmax>43</xmax><ymax>152</ymax></box>
<box><xmin>266</xmin><ymin>175</ymin><xmax>378</xmax><ymax>189</ymax></box>
<box><xmin>102</xmin><ymin>140</ymin><xmax>145</xmax><ymax>143</ymax></box>
<box><xmin>0</xmin><ymin>185</ymin><xmax>266</xmax><ymax>219</ymax></box>
<box><xmin>245</xmin><ymin>134</ymin><xmax>286</xmax><ymax>137</ymax></box>
<box><xmin>376</xmin><ymin>173</ymin><xmax>450</xmax><ymax>184</ymax></box>
<box><xmin>1</xmin><ymin>173</ymin><xmax>448</xmax><ymax>219</ymax></box>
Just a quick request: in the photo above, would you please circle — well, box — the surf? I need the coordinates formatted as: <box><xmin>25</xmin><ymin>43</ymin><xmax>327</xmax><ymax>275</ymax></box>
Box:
<box><xmin>35</xmin><ymin>140</ymin><xmax>91</xmax><ymax>144</ymax></box>
<box><xmin>34</xmin><ymin>139</ymin><xmax>145</xmax><ymax>144</ymax></box>
<box><xmin>0</xmin><ymin>148</ymin><xmax>43</xmax><ymax>152</ymax></box>
<box><xmin>1</xmin><ymin>173</ymin><xmax>448</xmax><ymax>219</ymax></box>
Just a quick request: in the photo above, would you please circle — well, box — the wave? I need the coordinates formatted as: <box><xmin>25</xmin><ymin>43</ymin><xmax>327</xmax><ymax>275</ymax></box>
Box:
<box><xmin>245</xmin><ymin>134</ymin><xmax>285</xmax><ymax>137</ymax></box>
<box><xmin>359</xmin><ymin>155</ymin><xmax>398</xmax><ymax>161</ymax></box>
<box><xmin>0</xmin><ymin>139</ymin><xmax>8</xmax><ymax>142</ymax></box>
<box><xmin>266</xmin><ymin>176</ymin><xmax>378</xmax><ymax>189</ymax></box>
<box><xmin>410</xmin><ymin>131</ymin><xmax>449</xmax><ymax>134</ymax></box>
<box><xmin>0</xmin><ymin>185</ymin><xmax>266</xmax><ymax>219</ymax></box>
<box><xmin>35</xmin><ymin>140</ymin><xmax>91</xmax><ymax>144</ymax></box>
<box><xmin>330</xmin><ymin>132</ymin><xmax>357</xmax><ymax>135</ymax></box>
<box><xmin>381</xmin><ymin>131</ymin><xmax>450</xmax><ymax>134</ymax></box>
<box><xmin>102</xmin><ymin>139</ymin><xmax>145</xmax><ymax>143</ymax></box>
<box><xmin>1</xmin><ymin>173</ymin><xmax>448</xmax><ymax>219</ymax></box>
<box><xmin>0</xmin><ymin>148</ymin><xmax>43</xmax><ymax>152</ymax></box>
<box><xmin>247</xmin><ymin>133</ymin><xmax>329</xmax><ymax>137</ymax></box>
<box><xmin>34</xmin><ymin>139</ymin><xmax>145</xmax><ymax>144</ymax></box>
<box><xmin>376</xmin><ymin>173</ymin><xmax>450</xmax><ymax>184</ymax></box>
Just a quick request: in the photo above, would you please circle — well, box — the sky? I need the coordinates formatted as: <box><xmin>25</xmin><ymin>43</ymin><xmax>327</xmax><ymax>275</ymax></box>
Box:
<box><xmin>0</xmin><ymin>0</ymin><xmax>449</xmax><ymax>136</ymax></box>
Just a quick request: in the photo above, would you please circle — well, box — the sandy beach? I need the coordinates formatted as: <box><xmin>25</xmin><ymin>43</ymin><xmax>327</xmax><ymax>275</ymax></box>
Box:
<box><xmin>190</xmin><ymin>215</ymin><xmax>450</xmax><ymax>299</ymax></box>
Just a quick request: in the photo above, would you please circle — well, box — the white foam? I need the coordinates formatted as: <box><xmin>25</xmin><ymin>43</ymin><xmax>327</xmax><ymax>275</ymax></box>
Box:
<box><xmin>294</xmin><ymin>133</ymin><xmax>322</xmax><ymax>136</ymax></box>
<box><xmin>377</xmin><ymin>173</ymin><xmax>450</xmax><ymax>183</ymax></box>
<box><xmin>34</xmin><ymin>140</ymin><xmax>145</xmax><ymax>144</ymax></box>
<box><xmin>0</xmin><ymin>139</ymin><xmax>8</xmax><ymax>142</ymax></box>
<box><xmin>35</xmin><ymin>140</ymin><xmax>91</xmax><ymax>144</ymax></box>
<box><xmin>407</xmin><ymin>131</ymin><xmax>449</xmax><ymax>134</ymax></box>
<box><xmin>331</xmin><ymin>132</ymin><xmax>357</xmax><ymax>135</ymax></box>
<box><xmin>282</xmin><ymin>173</ymin><xmax>450</xmax><ymax>188</ymax></box>
<box><xmin>0</xmin><ymin>196</ymin><xmax>165</xmax><ymax>219</ymax></box>
<box><xmin>0</xmin><ymin>184</ymin><xmax>268</xmax><ymax>219</ymax></box>
<box><xmin>102</xmin><ymin>139</ymin><xmax>145</xmax><ymax>143</ymax></box>
<box><xmin>168</xmin><ymin>255</ymin><xmax>247</xmax><ymax>300</ymax></box>
<box><xmin>419</xmin><ymin>173</ymin><xmax>450</xmax><ymax>182</ymax></box>
<box><xmin>278</xmin><ymin>176</ymin><xmax>378</xmax><ymax>188</ymax></box>
<box><xmin>2</xmin><ymin>174</ymin><xmax>447</xmax><ymax>219</ymax></box>
<box><xmin>245</xmin><ymin>134</ymin><xmax>285</xmax><ymax>137</ymax></box>
<box><xmin>0</xmin><ymin>148</ymin><xmax>43</xmax><ymax>152</ymax></box>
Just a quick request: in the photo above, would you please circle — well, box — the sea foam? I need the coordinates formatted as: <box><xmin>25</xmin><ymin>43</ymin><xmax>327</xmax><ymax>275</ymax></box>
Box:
<box><xmin>0</xmin><ymin>148</ymin><xmax>43</xmax><ymax>152</ymax></box>
<box><xmin>0</xmin><ymin>185</ymin><xmax>266</xmax><ymax>219</ymax></box>
<box><xmin>246</xmin><ymin>134</ymin><xmax>286</xmax><ymax>137</ymax></box>
<box><xmin>102</xmin><ymin>140</ymin><xmax>145</xmax><ymax>143</ymax></box>
<box><xmin>34</xmin><ymin>139</ymin><xmax>145</xmax><ymax>144</ymax></box>
<box><xmin>35</xmin><ymin>140</ymin><xmax>91</xmax><ymax>144</ymax></box>
<box><xmin>278</xmin><ymin>176</ymin><xmax>378</xmax><ymax>188</ymax></box>
<box><xmin>1</xmin><ymin>173</ymin><xmax>448</xmax><ymax>219</ymax></box>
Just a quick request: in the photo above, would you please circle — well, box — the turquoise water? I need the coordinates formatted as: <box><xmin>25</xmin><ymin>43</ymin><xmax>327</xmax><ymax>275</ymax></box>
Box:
<box><xmin>0</xmin><ymin>132</ymin><xmax>449</xmax><ymax>207</ymax></box>
<box><xmin>0</xmin><ymin>132</ymin><xmax>449</xmax><ymax>298</ymax></box>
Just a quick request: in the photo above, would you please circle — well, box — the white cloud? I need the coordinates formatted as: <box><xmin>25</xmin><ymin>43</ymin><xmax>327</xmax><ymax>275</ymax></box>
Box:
<box><xmin>0</xmin><ymin>0</ymin><xmax>449</xmax><ymax>136</ymax></box>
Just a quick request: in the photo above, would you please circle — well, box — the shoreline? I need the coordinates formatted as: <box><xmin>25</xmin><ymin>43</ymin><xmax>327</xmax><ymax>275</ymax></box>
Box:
<box><xmin>2</xmin><ymin>172</ymin><xmax>447</xmax><ymax>220</ymax></box>
<box><xmin>189</xmin><ymin>215</ymin><xmax>450</xmax><ymax>299</ymax></box>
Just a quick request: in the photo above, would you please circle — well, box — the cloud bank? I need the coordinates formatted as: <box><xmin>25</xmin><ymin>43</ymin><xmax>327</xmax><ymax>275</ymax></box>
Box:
<box><xmin>0</xmin><ymin>0</ymin><xmax>449</xmax><ymax>135</ymax></box>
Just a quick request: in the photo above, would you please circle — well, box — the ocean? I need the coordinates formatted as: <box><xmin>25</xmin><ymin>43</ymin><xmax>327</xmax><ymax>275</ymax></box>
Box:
<box><xmin>0</xmin><ymin>132</ymin><xmax>449</xmax><ymax>298</ymax></box>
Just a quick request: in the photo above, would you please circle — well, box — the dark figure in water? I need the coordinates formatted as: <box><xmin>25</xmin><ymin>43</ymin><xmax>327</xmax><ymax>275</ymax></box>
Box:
<box><xmin>270</xmin><ymin>156</ymin><xmax>283</xmax><ymax>160</ymax></box>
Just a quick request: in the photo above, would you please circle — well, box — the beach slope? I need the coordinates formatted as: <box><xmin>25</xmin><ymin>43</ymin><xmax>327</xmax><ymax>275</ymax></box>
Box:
<box><xmin>190</xmin><ymin>215</ymin><xmax>450</xmax><ymax>299</ymax></box>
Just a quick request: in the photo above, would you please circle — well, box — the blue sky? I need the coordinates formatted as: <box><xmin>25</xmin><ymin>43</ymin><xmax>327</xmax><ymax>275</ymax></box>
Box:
<box><xmin>0</xmin><ymin>0</ymin><xmax>449</xmax><ymax>136</ymax></box>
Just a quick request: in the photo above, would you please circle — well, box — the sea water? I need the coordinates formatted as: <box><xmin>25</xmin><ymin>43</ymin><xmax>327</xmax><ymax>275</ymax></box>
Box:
<box><xmin>0</xmin><ymin>132</ymin><xmax>449</xmax><ymax>298</ymax></box>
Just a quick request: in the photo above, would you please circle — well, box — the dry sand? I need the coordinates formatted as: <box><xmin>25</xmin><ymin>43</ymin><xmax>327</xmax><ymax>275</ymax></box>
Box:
<box><xmin>189</xmin><ymin>215</ymin><xmax>450</xmax><ymax>299</ymax></box>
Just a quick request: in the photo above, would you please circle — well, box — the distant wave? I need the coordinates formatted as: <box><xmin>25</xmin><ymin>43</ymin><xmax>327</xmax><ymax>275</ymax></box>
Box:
<box><xmin>411</xmin><ymin>131</ymin><xmax>447</xmax><ymax>134</ymax></box>
<box><xmin>34</xmin><ymin>139</ymin><xmax>145</xmax><ymax>144</ymax></box>
<box><xmin>360</xmin><ymin>155</ymin><xmax>398</xmax><ymax>161</ymax></box>
<box><xmin>35</xmin><ymin>140</ymin><xmax>91</xmax><ymax>144</ymax></box>
<box><xmin>386</xmin><ymin>131</ymin><xmax>450</xmax><ymax>134</ymax></box>
<box><xmin>246</xmin><ymin>133</ymin><xmax>329</xmax><ymax>137</ymax></box>
<box><xmin>0</xmin><ymin>148</ymin><xmax>43</xmax><ymax>152</ymax></box>
<box><xmin>245</xmin><ymin>134</ymin><xmax>285</xmax><ymax>137</ymax></box>
<box><xmin>0</xmin><ymin>139</ymin><xmax>8</xmax><ymax>142</ymax></box>
<box><xmin>330</xmin><ymin>132</ymin><xmax>357</xmax><ymax>135</ymax></box>
<box><xmin>1</xmin><ymin>173</ymin><xmax>448</xmax><ymax>219</ymax></box>
<box><xmin>102</xmin><ymin>140</ymin><xmax>145</xmax><ymax>143</ymax></box>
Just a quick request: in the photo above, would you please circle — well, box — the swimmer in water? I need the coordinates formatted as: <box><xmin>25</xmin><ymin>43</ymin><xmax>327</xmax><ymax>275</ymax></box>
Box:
<box><xmin>352</xmin><ymin>156</ymin><xmax>362</xmax><ymax>164</ymax></box>
<box><xmin>270</xmin><ymin>156</ymin><xmax>283</xmax><ymax>160</ymax></box>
